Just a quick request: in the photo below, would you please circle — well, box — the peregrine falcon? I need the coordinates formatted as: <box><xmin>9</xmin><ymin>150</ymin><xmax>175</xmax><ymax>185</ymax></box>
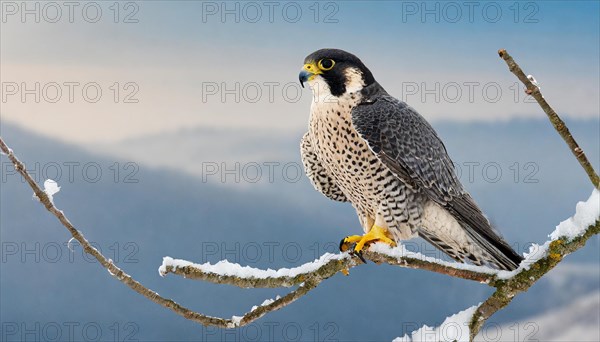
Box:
<box><xmin>298</xmin><ymin>49</ymin><xmax>523</xmax><ymax>270</ymax></box>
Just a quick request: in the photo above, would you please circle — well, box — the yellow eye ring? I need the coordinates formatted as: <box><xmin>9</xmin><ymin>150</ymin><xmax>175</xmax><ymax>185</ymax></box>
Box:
<box><xmin>318</xmin><ymin>59</ymin><xmax>335</xmax><ymax>71</ymax></box>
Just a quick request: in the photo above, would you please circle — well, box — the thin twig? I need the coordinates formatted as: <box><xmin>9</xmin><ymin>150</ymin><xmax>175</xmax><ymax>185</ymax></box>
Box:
<box><xmin>0</xmin><ymin>137</ymin><xmax>306</xmax><ymax>328</ymax></box>
<box><xmin>498</xmin><ymin>49</ymin><xmax>600</xmax><ymax>189</ymax></box>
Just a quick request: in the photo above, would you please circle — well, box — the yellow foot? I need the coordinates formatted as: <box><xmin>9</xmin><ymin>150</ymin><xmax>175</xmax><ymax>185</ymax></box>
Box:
<box><xmin>339</xmin><ymin>235</ymin><xmax>363</xmax><ymax>252</ymax></box>
<box><xmin>339</xmin><ymin>225</ymin><xmax>397</xmax><ymax>262</ymax></box>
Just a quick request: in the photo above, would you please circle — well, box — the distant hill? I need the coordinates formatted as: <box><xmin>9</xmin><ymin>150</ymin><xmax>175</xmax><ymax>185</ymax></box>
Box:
<box><xmin>488</xmin><ymin>290</ymin><xmax>600</xmax><ymax>342</ymax></box>
<box><xmin>1</xmin><ymin>120</ymin><xmax>598</xmax><ymax>341</ymax></box>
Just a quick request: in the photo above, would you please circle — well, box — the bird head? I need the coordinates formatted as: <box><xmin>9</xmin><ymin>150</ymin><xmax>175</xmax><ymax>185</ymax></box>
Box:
<box><xmin>299</xmin><ymin>49</ymin><xmax>376</xmax><ymax>98</ymax></box>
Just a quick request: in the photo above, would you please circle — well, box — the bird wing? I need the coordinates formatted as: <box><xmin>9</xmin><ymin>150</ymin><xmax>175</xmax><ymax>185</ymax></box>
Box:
<box><xmin>300</xmin><ymin>132</ymin><xmax>348</xmax><ymax>202</ymax></box>
<box><xmin>351</xmin><ymin>94</ymin><xmax>522</xmax><ymax>270</ymax></box>
<box><xmin>351</xmin><ymin>94</ymin><xmax>461</xmax><ymax>200</ymax></box>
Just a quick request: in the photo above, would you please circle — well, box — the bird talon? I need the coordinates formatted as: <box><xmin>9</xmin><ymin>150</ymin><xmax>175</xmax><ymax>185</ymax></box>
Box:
<box><xmin>339</xmin><ymin>238</ymin><xmax>349</xmax><ymax>252</ymax></box>
<box><xmin>351</xmin><ymin>249</ymin><xmax>367</xmax><ymax>264</ymax></box>
<box><xmin>342</xmin><ymin>225</ymin><xmax>396</xmax><ymax>259</ymax></box>
<box><xmin>339</xmin><ymin>235</ymin><xmax>362</xmax><ymax>253</ymax></box>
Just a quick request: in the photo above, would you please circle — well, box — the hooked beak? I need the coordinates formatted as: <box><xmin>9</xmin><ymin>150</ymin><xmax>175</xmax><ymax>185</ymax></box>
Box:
<box><xmin>299</xmin><ymin>62</ymin><xmax>321</xmax><ymax>88</ymax></box>
<box><xmin>299</xmin><ymin>70</ymin><xmax>311</xmax><ymax>88</ymax></box>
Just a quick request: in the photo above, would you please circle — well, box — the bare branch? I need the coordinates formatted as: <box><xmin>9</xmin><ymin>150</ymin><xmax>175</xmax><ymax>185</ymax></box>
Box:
<box><xmin>0</xmin><ymin>137</ymin><xmax>266</xmax><ymax>329</ymax></box>
<box><xmin>498</xmin><ymin>49</ymin><xmax>600</xmax><ymax>189</ymax></box>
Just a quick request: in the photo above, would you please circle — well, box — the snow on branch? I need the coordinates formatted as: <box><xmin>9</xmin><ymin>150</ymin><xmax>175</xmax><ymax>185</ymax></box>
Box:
<box><xmin>467</xmin><ymin>192</ymin><xmax>599</xmax><ymax>340</ymax></box>
<box><xmin>159</xmin><ymin>245</ymin><xmax>500</xmax><ymax>289</ymax></box>
<box><xmin>159</xmin><ymin>253</ymin><xmax>351</xmax><ymax>288</ymax></box>
<box><xmin>398</xmin><ymin>189</ymin><xmax>599</xmax><ymax>342</ymax></box>
<box><xmin>394</xmin><ymin>305</ymin><xmax>479</xmax><ymax>342</ymax></box>
<box><xmin>158</xmin><ymin>188</ymin><xmax>598</xmax><ymax>337</ymax></box>
<box><xmin>550</xmin><ymin>189</ymin><xmax>600</xmax><ymax>240</ymax></box>
<box><xmin>161</xmin><ymin>184</ymin><xmax>598</xmax><ymax>334</ymax></box>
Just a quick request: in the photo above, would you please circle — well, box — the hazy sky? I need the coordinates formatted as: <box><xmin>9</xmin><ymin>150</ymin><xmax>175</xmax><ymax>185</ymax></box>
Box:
<box><xmin>1</xmin><ymin>1</ymin><xmax>599</xmax><ymax>144</ymax></box>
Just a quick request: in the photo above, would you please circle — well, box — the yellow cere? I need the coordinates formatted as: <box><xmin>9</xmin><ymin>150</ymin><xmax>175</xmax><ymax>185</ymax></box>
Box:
<box><xmin>303</xmin><ymin>62</ymin><xmax>321</xmax><ymax>81</ymax></box>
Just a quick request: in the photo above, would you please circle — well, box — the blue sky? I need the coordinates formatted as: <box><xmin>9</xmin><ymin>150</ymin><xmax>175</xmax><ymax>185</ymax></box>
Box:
<box><xmin>1</xmin><ymin>1</ymin><xmax>598</xmax><ymax>143</ymax></box>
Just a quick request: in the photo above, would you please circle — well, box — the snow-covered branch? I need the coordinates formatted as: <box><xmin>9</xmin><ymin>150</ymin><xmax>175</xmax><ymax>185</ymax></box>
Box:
<box><xmin>396</xmin><ymin>190</ymin><xmax>599</xmax><ymax>342</ymax></box>
<box><xmin>160</xmin><ymin>184</ymin><xmax>598</xmax><ymax>336</ymax></box>
<box><xmin>159</xmin><ymin>252</ymin><xmax>352</xmax><ymax>288</ymax></box>
<box><xmin>396</xmin><ymin>305</ymin><xmax>480</xmax><ymax>342</ymax></box>
<box><xmin>467</xmin><ymin>190</ymin><xmax>599</xmax><ymax>341</ymax></box>
<box><xmin>157</xmin><ymin>188</ymin><xmax>598</xmax><ymax>337</ymax></box>
<box><xmin>159</xmin><ymin>245</ymin><xmax>500</xmax><ymax>288</ymax></box>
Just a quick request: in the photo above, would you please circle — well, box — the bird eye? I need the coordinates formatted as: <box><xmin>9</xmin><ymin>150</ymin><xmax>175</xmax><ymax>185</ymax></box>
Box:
<box><xmin>318</xmin><ymin>59</ymin><xmax>335</xmax><ymax>71</ymax></box>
